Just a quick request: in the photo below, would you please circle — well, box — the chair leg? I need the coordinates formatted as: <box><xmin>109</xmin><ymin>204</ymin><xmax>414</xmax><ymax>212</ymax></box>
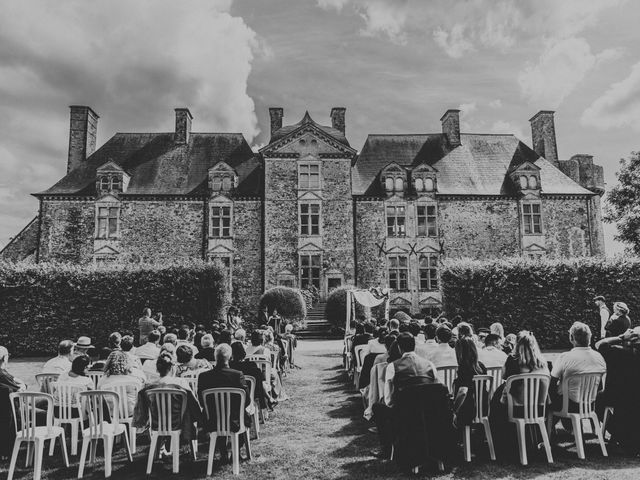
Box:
<box><xmin>59</xmin><ymin>432</ymin><xmax>70</xmax><ymax>468</ymax></box>
<box><xmin>245</xmin><ymin>431</ymin><xmax>252</xmax><ymax>460</ymax></box>
<box><xmin>482</xmin><ymin>418</ymin><xmax>496</xmax><ymax>461</ymax></box>
<box><xmin>463</xmin><ymin>426</ymin><xmax>471</xmax><ymax>462</ymax></box>
<box><xmin>129</xmin><ymin>425</ymin><xmax>136</xmax><ymax>454</ymax></box>
<box><xmin>591</xmin><ymin>413</ymin><xmax>608</xmax><ymax>457</ymax></box>
<box><xmin>191</xmin><ymin>439</ymin><xmax>198</xmax><ymax>461</ymax></box>
<box><xmin>537</xmin><ymin>420</ymin><xmax>554</xmax><ymax>464</ymax></box>
<box><xmin>171</xmin><ymin>433</ymin><xmax>180</xmax><ymax>474</ymax></box>
<box><xmin>78</xmin><ymin>437</ymin><xmax>89</xmax><ymax>479</ymax></box>
<box><xmin>570</xmin><ymin>416</ymin><xmax>585</xmax><ymax>459</ymax></box>
<box><xmin>437</xmin><ymin>460</ymin><xmax>445</xmax><ymax>472</ymax></box>
<box><xmin>122</xmin><ymin>431</ymin><xmax>133</xmax><ymax>463</ymax></box>
<box><xmin>49</xmin><ymin>434</ymin><xmax>56</xmax><ymax>456</ymax></box>
<box><xmin>89</xmin><ymin>439</ymin><xmax>97</xmax><ymax>467</ymax></box>
<box><xmin>231</xmin><ymin>433</ymin><xmax>240</xmax><ymax>475</ymax></box>
<box><xmin>207</xmin><ymin>433</ymin><xmax>218</xmax><ymax>476</ymax></box>
<box><xmin>33</xmin><ymin>438</ymin><xmax>44</xmax><ymax>480</ymax></box>
<box><xmin>71</xmin><ymin>421</ymin><xmax>79</xmax><ymax>456</ymax></box>
<box><xmin>146</xmin><ymin>433</ymin><xmax>158</xmax><ymax>475</ymax></box>
<box><xmin>7</xmin><ymin>439</ymin><xmax>21</xmax><ymax>480</ymax></box>
<box><xmin>104</xmin><ymin>436</ymin><xmax>113</xmax><ymax>478</ymax></box>
<box><xmin>515</xmin><ymin>421</ymin><xmax>528</xmax><ymax>466</ymax></box>
<box><xmin>602</xmin><ymin>407</ymin><xmax>612</xmax><ymax>441</ymax></box>
<box><xmin>25</xmin><ymin>441</ymin><xmax>32</xmax><ymax>468</ymax></box>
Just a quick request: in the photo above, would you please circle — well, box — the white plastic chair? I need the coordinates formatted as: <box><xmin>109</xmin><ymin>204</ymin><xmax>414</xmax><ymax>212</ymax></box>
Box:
<box><xmin>87</xmin><ymin>371</ymin><xmax>104</xmax><ymax>389</ymax></box>
<box><xmin>77</xmin><ymin>390</ymin><xmax>133</xmax><ymax>478</ymax></box>
<box><xmin>486</xmin><ymin>366</ymin><xmax>503</xmax><ymax>396</ymax></box>
<box><xmin>504</xmin><ymin>373</ymin><xmax>553</xmax><ymax>466</ymax></box>
<box><xmin>462</xmin><ymin>375</ymin><xmax>496</xmax><ymax>462</ymax></box>
<box><xmin>244</xmin><ymin>375</ymin><xmax>260</xmax><ymax>439</ymax></box>
<box><xmin>102</xmin><ymin>381</ymin><xmax>142</xmax><ymax>454</ymax></box>
<box><xmin>436</xmin><ymin>365</ymin><xmax>458</xmax><ymax>395</ymax></box>
<box><xmin>248</xmin><ymin>357</ymin><xmax>272</xmax><ymax>422</ymax></box>
<box><xmin>202</xmin><ymin>387</ymin><xmax>252</xmax><ymax>476</ymax></box>
<box><xmin>280</xmin><ymin>339</ymin><xmax>290</xmax><ymax>373</ymax></box>
<box><xmin>602</xmin><ymin>406</ymin><xmax>614</xmax><ymax>440</ymax></box>
<box><xmin>35</xmin><ymin>373</ymin><xmax>60</xmax><ymax>394</ymax></box>
<box><xmin>364</xmin><ymin>362</ymin><xmax>387</xmax><ymax>420</ymax></box>
<box><xmin>50</xmin><ymin>381</ymin><xmax>87</xmax><ymax>456</ymax></box>
<box><xmin>8</xmin><ymin>392</ymin><xmax>69</xmax><ymax>480</ymax></box>
<box><xmin>353</xmin><ymin>345</ymin><xmax>366</xmax><ymax>389</ymax></box>
<box><xmin>344</xmin><ymin>336</ymin><xmax>354</xmax><ymax>372</ymax></box>
<box><xmin>145</xmin><ymin>388</ymin><xmax>198</xmax><ymax>475</ymax></box>
<box><xmin>547</xmin><ymin>372</ymin><xmax>607</xmax><ymax>459</ymax></box>
<box><xmin>180</xmin><ymin>370</ymin><xmax>204</xmax><ymax>396</ymax></box>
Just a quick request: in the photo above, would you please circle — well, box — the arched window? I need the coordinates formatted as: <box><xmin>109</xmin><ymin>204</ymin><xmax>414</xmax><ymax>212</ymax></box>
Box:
<box><xmin>99</xmin><ymin>177</ymin><xmax>110</xmax><ymax>190</ymax></box>
<box><xmin>424</xmin><ymin>178</ymin><xmax>434</xmax><ymax>192</ymax></box>
<box><xmin>222</xmin><ymin>177</ymin><xmax>232</xmax><ymax>191</ymax></box>
<box><xmin>384</xmin><ymin>177</ymin><xmax>394</xmax><ymax>191</ymax></box>
<box><xmin>519</xmin><ymin>176</ymin><xmax>528</xmax><ymax>189</ymax></box>
<box><xmin>529</xmin><ymin>176</ymin><xmax>538</xmax><ymax>189</ymax></box>
<box><xmin>414</xmin><ymin>178</ymin><xmax>424</xmax><ymax>192</ymax></box>
<box><xmin>111</xmin><ymin>177</ymin><xmax>122</xmax><ymax>192</ymax></box>
<box><xmin>394</xmin><ymin>177</ymin><xmax>404</xmax><ymax>192</ymax></box>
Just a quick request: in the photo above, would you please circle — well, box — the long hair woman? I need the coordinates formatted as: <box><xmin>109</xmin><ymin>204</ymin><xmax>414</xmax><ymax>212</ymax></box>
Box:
<box><xmin>452</xmin><ymin>337</ymin><xmax>487</xmax><ymax>427</ymax></box>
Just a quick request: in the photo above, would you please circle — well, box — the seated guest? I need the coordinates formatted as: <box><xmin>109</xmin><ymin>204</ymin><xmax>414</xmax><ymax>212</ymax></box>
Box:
<box><xmin>429</xmin><ymin>326</ymin><xmax>458</xmax><ymax>367</ymax></box>
<box><xmin>52</xmin><ymin>355</ymin><xmax>94</xmax><ymax>414</ymax></box>
<box><xmin>195</xmin><ymin>334</ymin><xmax>216</xmax><ymax>362</ymax></box>
<box><xmin>605</xmin><ymin>302</ymin><xmax>631</xmax><ymax>338</ymax></box>
<box><xmin>121</xmin><ymin>335</ymin><xmax>143</xmax><ymax>370</ymax></box>
<box><xmin>479</xmin><ymin>333</ymin><xmax>508</xmax><ymax>368</ymax></box>
<box><xmin>194</xmin><ymin>325</ymin><xmax>207</xmax><ymax>350</ymax></box>
<box><xmin>175</xmin><ymin>345</ymin><xmax>211</xmax><ymax>376</ymax></box>
<box><xmin>152</xmin><ymin>352</ymin><xmax>191</xmax><ymax>389</ymax></box>
<box><xmin>163</xmin><ymin>333</ymin><xmax>178</xmax><ymax>347</ymax></box>
<box><xmin>89</xmin><ymin>347</ymin><xmax>112</xmax><ymax>372</ymax></box>
<box><xmin>177</xmin><ymin>327</ymin><xmax>199</xmax><ymax>355</ymax></box>
<box><xmin>233</xmin><ymin>329</ymin><xmax>247</xmax><ymax>344</ymax></box>
<box><xmin>230</xmin><ymin>342</ymin><xmax>269</xmax><ymax>409</ymax></box>
<box><xmin>73</xmin><ymin>336</ymin><xmax>94</xmax><ymax>358</ymax></box>
<box><xmin>351</xmin><ymin>323</ymin><xmax>372</xmax><ymax>355</ymax></box>
<box><xmin>388</xmin><ymin>318</ymin><xmax>400</xmax><ymax>335</ymax></box>
<box><xmin>502</xmin><ymin>333</ymin><xmax>516</xmax><ymax>355</ymax></box>
<box><xmin>282</xmin><ymin>324</ymin><xmax>298</xmax><ymax>367</ymax></box>
<box><xmin>490</xmin><ymin>322</ymin><xmax>505</xmax><ymax>343</ymax></box>
<box><xmin>217</xmin><ymin>329</ymin><xmax>234</xmax><ymax>347</ymax></box>
<box><xmin>42</xmin><ymin>340</ymin><xmax>74</xmax><ymax>374</ymax></box>
<box><xmin>374</xmin><ymin>335</ymin><xmax>400</xmax><ymax>366</ymax></box>
<box><xmin>246</xmin><ymin>330</ymin><xmax>271</xmax><ymax>358</ymax></box>
<box><xmin>550</xmin><ymin>322</ymin><xmax>605</xmax><ymax>412</ymax></box>
<box><xmin>108</xmin><ymin>332</ymin><xmax>122</xmax><ymax>351</ymax></box>
<box><xmin>363</xmin><ymin>327</ymin><xmax>388</xmax><ymax>357</ymax></box>
<box><xmin>409</xmin><ymin>322</ymin><xmax>423</xmax><ymax>344</ymax></box>
<box><xmin>0</xmin><ymin>346</ymin><xmax>26</xmax><ymax>391</ymax></box>
<box><xmin>452</xmin><ymin>337</ymin><xmax>487</xmax><ymax>427</ymax></box>
<box><xmin>416</xmin><ymin>323</ymin><xmax>438</xmax><ymax>359</ymax></box>
<box><xmin>360</xmin><ymin>328</ymin><xmax>388</xmax><ymax>390</ymax></box>
<box><xmin>372</xmin><ymin>332</ymin><xmax>439</xmax><ymax>457</ymax></box>
<box><xmin>143</xmin><ymin>343</ymin><xmax>177</xmax><ymax>380</ymax></box>
<box><xmin>456</xmin><ymin>322</ymin><xmax>474</xmax><ymax>339</ymax></box>
<box><xmin>98</xmin><ymin>351</ymin><xmax>145</xmax><ymax>416</ymax></box>
<box><xmin>135</xmin><ymin>330</ymin><xmax>161</xmax><ymax>361</ymax></box>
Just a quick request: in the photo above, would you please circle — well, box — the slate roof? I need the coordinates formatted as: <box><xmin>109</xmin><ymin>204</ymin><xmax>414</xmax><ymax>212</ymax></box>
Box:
<box><xmin>352</xmin><ymin>133</ymin><xmax>594</xmax><ymax>196</ymax></box>
<box><xmin>270</xmin><ymin>111</ymin><xmax>350</xmax><ymax>147</ymax></box>
<box><xmin>37</xmin><ymin>133</ymin><xmax>260</xmax><ymax>197</ymax></box>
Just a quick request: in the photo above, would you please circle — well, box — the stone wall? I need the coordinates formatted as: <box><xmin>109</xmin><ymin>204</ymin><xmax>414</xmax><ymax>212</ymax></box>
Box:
<box><xmin>39</xmin><ymin>199</ymin><xmax>95</xmax><ymax>263</ymax></box>
<box><xmin>354</xmin><ymin>200</ymin><xmax>387</xmax><ymax>287</ymax></box>
<box><xmin>542</xmin><ymin>197</ymin><xmax>591</xmax><ymax>257</ymax></box>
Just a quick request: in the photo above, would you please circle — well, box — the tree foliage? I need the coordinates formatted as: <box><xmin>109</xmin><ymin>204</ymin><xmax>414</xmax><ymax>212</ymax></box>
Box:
<box><xmin>605</xmin><ymin>151</ymin><xmax>640</xmax><ymax>254</ymax></box>
<box><xmin>325</xmin><ymin>285</ymin><xmax>368</xmax><ymax>328</ymax></box>
<box><xmin>258</xmin><ymin>287</ymin><xmax>307</xmax><ymax>324</ymax></box>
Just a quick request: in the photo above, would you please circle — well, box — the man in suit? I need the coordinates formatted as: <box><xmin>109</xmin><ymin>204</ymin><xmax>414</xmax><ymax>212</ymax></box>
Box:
<box><xmin>230</xmin><ymin>342</ymin><xmax>269</xmax><ymax>409</ymax></box>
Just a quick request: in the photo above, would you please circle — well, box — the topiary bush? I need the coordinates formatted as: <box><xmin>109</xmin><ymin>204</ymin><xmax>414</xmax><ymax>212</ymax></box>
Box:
<box><xmin>440</xmin><ymin>256</ymin><xmax>640</xmax><ymax>349</ymax></box>
<box><xmin>258</xmin><ymin>287</ymin><xmax>307</xmax><ymax>328</ymax></box>
<box><xmin>393</xmin><ymin>311</ymin><xmax>412</xmax><ymax>323</ymax></box>
<box><xmin>0</xmin><ymin>260</ymin><xmax>227</xmax><ymax>356</ymax></box>
<box><xmin>325</xmin><ymin>285</ymin><xmax>371</xmax><ymax>329</ymax></box>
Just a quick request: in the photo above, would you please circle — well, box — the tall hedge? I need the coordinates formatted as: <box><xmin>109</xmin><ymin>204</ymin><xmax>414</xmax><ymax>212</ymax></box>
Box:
<box><xmin>325</xmin><ymin>286</ymin><xmax>368</xmax><ymax>329</ymax></box>
<box><xmin>0</xmin><ymin>261</ymin><xmax>227</xmax><ymax>356</ymax></box>
<box><xmin>258</xmin><ymin>287</ymin><xmax>307</xmax><ymax>326</ymax></box>
<box><xmin>440</xmin><ymin>256</ymin><xmax>640</xmax><ymax>349</ymax></box>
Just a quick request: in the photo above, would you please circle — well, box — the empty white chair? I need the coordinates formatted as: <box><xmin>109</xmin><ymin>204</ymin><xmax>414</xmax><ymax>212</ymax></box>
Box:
<box><xmin>436</xmin><ymin>365</ymin><xmax>458</xmax><ymax>395</ymax></box>
<box><xmin>77</xmin><ymin>390</ymin><xmax>133</xmax><ymax>478</ymax></box>
<box><xmin>35</xmin><ymin>373</ymin><xmax>60</xmax><ymax>394</ymax></box>
<box><xmin>504</xmin><ymin>373</ymin><xmax>553</xmax><ymax>466</ymax></box>
<box><xmin>102</xmin><ymin>381</ymin><xmax>142</xmax><ymax>454</ymax></box>
<box><xmin>50</xmin><ymin>381</ymin><xmax>87</xmax><ymax>456</ymax></box>
<box><xmin>462</xmin><ymin>375</ymin><xmax>496</xmax><ymax>462</ymax></box>
<box><xmin>202</xmin><ymin>387</ymin><xmax>252</xmax><ymax>476</ymax></box>
<box><xmin>547</xmin><ymin>371</ymin><xmax>607</xmax><ymax>459</ymax></box>
<box><xmin>8</xmin><ymin>392</ymin><xmax>69</xmax><ymax>480</ymax></box>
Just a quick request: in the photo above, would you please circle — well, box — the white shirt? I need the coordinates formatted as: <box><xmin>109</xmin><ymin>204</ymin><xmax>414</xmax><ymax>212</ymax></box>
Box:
<box><xmin>600</xmin><ymin>306</ymin><xmax>610</xmax><ymax>339</ymax></box>
<box><xmin>551</xmin><ymin>346</ymin><xmax>606</xmax><ymax>403</ymax></box>
<box><xmin>363</xmin><ymin>339</ymin><xmax>387</xmax><ymax>357</ymax></box>
<box><xmin>428</xmin><ymin>343</ymin><xmax>458</xmax><ymax>368</ymax></box>
<box><xmin>383</xmin><ymin>352</ymin><xmax>437</xmax><ymax>407</ymax></box>
<box><xmin>42</xmin><ymin>356</ymin><xmax>72</xmax><ymax>374</ymax></box>
<box><xmin>478</xmin><ymin>346</ymin><xmax>508</xmax><ymax>368</ymax></box>
<box><xmin>415</xmin><ymin>339</ymin><xmax>438</xmax><ymax>359</ymax></box>
<box><xmin>135</xmin><ymin>342</ymin><xmax>160</xmax><ymax>360</ymax></box>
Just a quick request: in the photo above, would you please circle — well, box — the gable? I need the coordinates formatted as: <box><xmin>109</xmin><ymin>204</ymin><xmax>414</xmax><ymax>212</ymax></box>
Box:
<box><xmin>297</xmin><ymin>241</ymin><xmax>323</xmax><ymax>252</ymax></box>
<box><xmin>207</xmin><ymin>244</ymin><xmax>235</xmax><ymax>255</ymax></box>
<box><xmin>419</xmin><ymin>296</ymin><xmax>442</xmax><ymax>306</ymax></box>
<box><xmin>261</xmin><ymin>123</ymin><xmax>356</xmax><ymax>157</ymax></box>
<box><xmin>390</xmin><ymin>296</ymin><xmax>412</xmax><ymax>306</ymax></box>
<box><xmin>94</xmin><ymin>245</ymin><xmax>120</xmax><ymax>255</ymax></box>
<box><xmin>97</xmin><ymin>161</ymin><xmax>126</xmax><ymax>174</ymax></box>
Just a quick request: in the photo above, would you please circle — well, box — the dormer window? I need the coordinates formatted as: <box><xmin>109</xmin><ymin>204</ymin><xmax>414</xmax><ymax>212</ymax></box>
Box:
<box><xmin>97</xmin><ymin>175</ymin><xmax>124</xmax><ymax>193</ymax></box>
<box><xmin>411</xmin><ymin>163</ymin><xmax>437</xmax><ymax>195</ymax></box>
<box><xmin>209</xmin><ymin>162</ymin><xmax>237</xmax><ymax>194</ymax></box>
<box><xmin>510</xmin><ymin>162</ymin><xmax>541</xmax><ymax>195</ymax></box>
<box><xmin>96</xmin><ymin>162</ymin><xmax>129</xmax><ymax>195</ymax></box>
<box><xmin>381</xmin><ymin>163</ymin><xmax>406</xmax><ymax>195</ymax></box>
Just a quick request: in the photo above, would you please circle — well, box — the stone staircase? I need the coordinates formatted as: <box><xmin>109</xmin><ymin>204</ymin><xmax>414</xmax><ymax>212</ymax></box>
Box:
<box><xmin>297</xmin><ymin>301</ymin><xmax>340</xmax><ymax>339</ymax></box>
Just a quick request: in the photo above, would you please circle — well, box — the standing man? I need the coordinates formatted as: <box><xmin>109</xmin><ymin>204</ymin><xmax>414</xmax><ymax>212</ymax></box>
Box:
<box><xmin>594</xmin><ymin>296</ymin><xmax>610</xmax><ymax>340</ymax></box>
<box><xmin>138</xmin><ymin>307</ymin><xmax>162</xmax><ymax>345</ymax></box>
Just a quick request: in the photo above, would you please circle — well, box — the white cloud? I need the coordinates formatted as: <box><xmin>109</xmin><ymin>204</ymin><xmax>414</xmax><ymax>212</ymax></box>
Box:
<box><xmin>490</xmin><ymin>120</ymin><xmax>526</xmax><ymax>141</ymax></box>
<box><xmin>489</xmin><ymin>99</ymin><xmax>503</xmax><ymax>109</ymax></box>
<box><xmin>433</xmin><ymin>24</ymin><xmax>474</xmax><ymax>58</ymax></box>
<box><xmin>316</xmin><ymin>0</ymin><xmax>350</xmax><ymax>12</ymax></box>
<box><xmin>518</xmin><ymin>37</ymin><xmax>618</xmax><ymax>107</ymax></box>
<box><xmin>581</xmin><ymin>61</ymin><xmax>640</xmax><ymax>131</ymax></box>
<box><xmin>356</xmin><ymin>0</ymin><xmax>409</xmax><ymax>45</ymax></box>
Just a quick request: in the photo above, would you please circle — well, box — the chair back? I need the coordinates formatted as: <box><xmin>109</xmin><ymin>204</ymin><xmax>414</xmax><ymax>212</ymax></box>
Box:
<box><xmin>88</xmin><ymin>371</ymin><xmax>104</xmax><ymax>389</ymax></box>
<box><xmin>561</xmin><ymin>371</ymin><xmax>603</xmax><ymax>416</ymax></box>
<box><xmin>486</xmin><ymin>367</ymin><xmax>503</xmax><ymax>395</ymax></box>
<box><xmin>145</xmin><ymin>388</ymin><xmax>187</xmax><ymax>434</ymax></box>
<box><xmin>79</xmin><ymin>390</ymin><xmax>120</xmax><ymax>438</ymax></box>
<box><xmin>103</xmin><ymin>381</ymin><xmax>141</xmax><ymax>420</ymax></box>
<box><xmin>372</xmin><ymin>362</ymin><xmax>388</xmax><ymax>403</ymax></box>
<box><xmin>201</xmin><ymin>387</ymin><xmax>247</xmax><ymax>436</ymax></box>
<box><xmin>245</xmin><ymin>375</ymin><xmax>257</xmax><ymax>406</ymax></box>
<box><xmin>251</xmin><ymin>358</ymin><xmax>272</xmax><ymax>387</ymax></box>
<box><xmin>10</xmin><ymin>392</ymin><xmax>54</xmax><ymax>439</ymax></box>
<box><xmin>354</xmin><ymin>345</ymin><xmax>367</xmax><ymax>370</ymax></box>
<box><xmin>269</xmin><ymin>350</ymin><xmax>278</xmax><ymax>371</ymax></box>
<box><xmin>180</xmin><ymin>370</ymin><xmax>202</xmax><ymax>395</ymax></box>
<box><xmin>472</xmin><ymin>375</ymin><xmax>493</xmax><ymax>422</ymax></box>
<box><xmin>436</xmin><ymin>365</ymin><xmax>458</xmax><ymax>395</ymax></box>
<box><xmin>504</xmin><ymin>373</ymin><xmax>550</xmax><ymax>422</ymax></box>
<box><xmin>52</xmin><ymin>381</ymin><xmax>86</xmax><ymax>421</ymax></box>
<box><xmin>35</xmin><ymin>373</ymin><xmax>60</xmax><ymax>394</ymax></box>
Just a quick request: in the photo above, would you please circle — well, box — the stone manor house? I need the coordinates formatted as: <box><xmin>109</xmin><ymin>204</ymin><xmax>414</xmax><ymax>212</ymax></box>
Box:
<box><xmin>1</xmin><ymin>105</ymin><xmax>605</xmax><ymax>316</ymax></box>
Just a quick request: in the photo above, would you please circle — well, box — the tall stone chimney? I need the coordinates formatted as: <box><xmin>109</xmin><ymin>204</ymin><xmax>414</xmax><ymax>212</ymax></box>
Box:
<box><xmin>67</xmin><ymin>106</ymin><xmax>99</xmax><ymax>173</ymax></box>
<box><xmin>529</xmin><ymin>110</ymin><xmax>558</xmax><ymax>165</ymax></box>
<box><xmin>175</xmin><ymin>108</ymin><xmax>193</xmax><ymax>145</ymax></box>
<box><xmin>440</xmin><ymin>109</ymin><xmax>461</xmax><ymax>148</ymax></box>
<box><xmin>269</xmin><ymin>107</ymin><xmax>283</xmax><ymax>138</ymax></box>
<box><xmin>330</xmin><ymin>107</ymin><xmax>346</xmax><ymax>135</ymax></box>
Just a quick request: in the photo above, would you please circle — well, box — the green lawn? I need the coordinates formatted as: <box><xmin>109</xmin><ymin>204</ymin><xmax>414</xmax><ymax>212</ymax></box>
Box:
<box><xmin>2</xmin><ymin>341</ymin><xmax>640</xmax><ymax>479</ymax></box>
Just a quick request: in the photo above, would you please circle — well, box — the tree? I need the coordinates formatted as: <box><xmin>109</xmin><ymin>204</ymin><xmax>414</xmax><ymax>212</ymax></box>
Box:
<box><xmin>605</xmin><ymin>151</ymin><xmax>640</xmax><ymax>254</ymax></box>
<box><xmin>258</xmin><ymin>287</ymin><xmax>307</xmax><ymax>325</ymax></box>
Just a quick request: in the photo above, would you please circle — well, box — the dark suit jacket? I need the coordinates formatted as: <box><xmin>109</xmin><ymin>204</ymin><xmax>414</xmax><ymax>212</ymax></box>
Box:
<box><xmin>198</xmin><ymin>366</ymin><xmax>251</xmax><ymax>432</ymax></box>
<box><xmin>195</xmin><ymin>347</ymin><xmax>216</xmax><ymax>362</ymax></box>
<box><xmin>230</xmin><ymin>360</ymin><xmax>267</xmax><ymax>408</ymax></box>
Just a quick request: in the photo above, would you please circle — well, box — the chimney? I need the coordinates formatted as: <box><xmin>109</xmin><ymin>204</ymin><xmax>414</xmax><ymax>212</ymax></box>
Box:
<box><xmin>175</xmin><ymin>108</ymin><xmax>193</xmax><ymax>145</ymax></box>
<box><xmin>440</xmin><ymin>109</ymin><xmax>461</xmax><ymax>148</ymax></box>
<box><xmin>269</xmin><ymin>107</ymin><xmax>283</xmax><ymax>138</ymax></box>
<box><xmin>67</xmin><ymin>106</ymin><xmax>99</xmax><ymax>173</ymax></box>
<box><xmin>330</xmin><ymin>107</ymin><xmax>346</xmax><ymax>135</ymax></box>
<box><xmin>529</xmin><ymin>110</ymin><xmax>558</xmax><ymax>165</ymax></box>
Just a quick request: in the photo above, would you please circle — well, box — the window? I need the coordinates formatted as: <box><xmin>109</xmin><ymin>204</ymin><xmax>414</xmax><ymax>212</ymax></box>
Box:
<box><xmin>522</xmin><ymin>203</ymin><xmax>542</xmax><ymax>234</ymax></box>
<box><xmin>386</xmin><ymin>205</ymin><xmax>406</xmax><ymax>237</ymax></box>
<box><xmin>529</xmin><ymin>176</ymin><xmax>538</xmax><ymax>189</ymax></box>
<box><xmin>388</xmin><ymin>255</ymin><xmax>408</xmax><ymax>290</ymax></box>
<box><xmin>519</xmin><ymin>176</ymin><xmax>528</xmax><ymax>189</ymax></box>
<box><xmin>394</xmin><ymin>178</ymin><xmax>404</xmax><ymax>191</ymax></box>
<box><xmin>424</xmin><ymin>178</ymin><xmax>434</xmax><ymax>192</ymax></box>
<box><xmin>111</xmin><ymin>177</ymin><xmax>122</xmax><ymax>192</ymax></box>
<box><xmin>96</xmin><ymin>206</ymin><xmax>119</xmax><ymax>239</ymax></box>
<box><xmin>212</xmin><ymin>177</ymin><xmax>223</xmax><ymax>191</ymax></box>
<box><xmin>299</xmin><ymin>164</ymin><xmax>320</xmax><ymax>189</ymax></box>
<box><xmin>300</xmin><ymin>203</ymin><xmax>321</xmax><ymax>236</ymax></box>
<box><xmin>385</xmin><ymin>177</ymin><xmax>394</xmax><ymax>191</ymax></box>
<box><xmin>211</xmin><ymin>205</ymin><xmax>232</xmax><ymax>237</ymax></box>
<box><xmin>222</xmin><ymin>177</ymin><xmax>232</xmax><ymax>191</ymax></box>
<box><xmin>419</xmin><ymin>254</ymin><xmax>439</xmax><ymax>291</ymax></box>
<box><xmin>300</xmin><ymin>254</ymin><xmax>321</xmax><ymax>289</ymax></box>
<box><xmin>414</xmin><ymin>178</ymin><xmax>424</xmax><ymax>192</ymax></box>
<box><xmin>417</xmin><ymin>205</ymin><xmax>437</xmax><ymax>237</ymax></box>
<box><xmin>98</xmin><ymin>176</ymin><xmax>123</xmax><ymax>192</ymax></box>
<box><xmin>99</xmin><ymin>177</ymin><xmax>110</xmax><ymax>191</ymax></box>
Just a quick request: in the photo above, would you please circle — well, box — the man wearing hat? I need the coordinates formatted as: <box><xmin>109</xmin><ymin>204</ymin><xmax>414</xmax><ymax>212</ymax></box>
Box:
<box><xmin>74</xmin><ymin>336</ymin><xmax>94</xmax><ymax>358</ymax></box>
<box><xmin>594</xmin><ymin>296</ymin><xmax>611</xmax><ymax>340</ymax></box>
<box><xmin>605</xmin><ymin>302</ymin><xmax>631</xmax><ymax>338</ymax></box>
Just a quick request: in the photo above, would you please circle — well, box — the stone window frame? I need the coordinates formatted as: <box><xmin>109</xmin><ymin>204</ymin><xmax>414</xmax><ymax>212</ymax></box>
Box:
<box><xmin>98</xmin><ymin>175</ymin><xmax>123</xmax><ymax>194</ymax></box>
<box><xmin>387</xmin><ymin>254</ymin><xmax>409</xmax><ymax>291</ymax></box>
<box><xmin>418</xmin><ymin>253</ymin><xmax>439</xmax><ymax>291</ymax></box>
<box><xmin>386</xmin><ymin>203</ymin><xmax>406</xmax><ymax>237</ymax></box>
<box><xmin>380</xmin><ymin>164</ymin><xmax>406</xmax><ymax>195</ymax></box>
<box><xmin>416</xmin><ymin>203</ymin><xmax>438</xmax><ymax>238</ymax></box>
<box><xmin>299</xmin><ymin>201</ymin><xmax>322</xmax><ymax>237</ymax></box>
<box><xmin>210</xmin><ymin>202</ymin><xmax>233</xmax><ymax>239</ymax></box>
<box><xmin>299</xmin><ymin>253</ymin><xmax>322</xmax><ymax>290</ymax></box>
<box><xmin>298</xmin><ymin>162</ymin><xmax>322</xmax><ymax>190</ymax></box>
<box><xmin>208</xmin><ymin>254</ymin><xmax>233</xmax><ymax>288</ymax></box>
<box><xmin>95</xmin><ymin>203</ymin><xmax>120</xmax><ymax>240</ymax></box>
<box><xmin>522</xmin><ymin>201</ymin><xmax>543</xmax><ymax>235</ymax></box>
<box><xmin>209</xmin><ymin>162</ymin><xmax>238</xmax><ymax>194</ymax></box>
<box><xmin>411</xmin><ymin>164</ymin><xmax>437</xmax><ymax>195</ymax></box>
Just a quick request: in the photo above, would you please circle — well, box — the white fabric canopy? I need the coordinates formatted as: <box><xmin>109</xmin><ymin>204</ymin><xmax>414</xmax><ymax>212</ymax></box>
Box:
<box><xmin>345</xmin><ymin>288</ymin><xmax>389</xmax><ymax>336</ymax></box>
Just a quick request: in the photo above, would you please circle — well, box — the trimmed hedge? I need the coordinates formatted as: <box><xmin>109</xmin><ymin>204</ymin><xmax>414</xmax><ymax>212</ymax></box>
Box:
<box><xmin>440</xmin><ymin>256</ymin><xmax>640</xmax><ymax>349</ymax></box>
<box><xmin>325</xmin><ymin>286</ymin><xmax>368</xmax><ymax>329</ymax></box>
<box><xmin>0</xmin><ymin>261</ymin><xmax>227</xmax><ymax>356</ymax></box>
<box><xmin>258</xmin><ymin>287</ymin><xmax>307</xmax><ymax>327</ymax></box>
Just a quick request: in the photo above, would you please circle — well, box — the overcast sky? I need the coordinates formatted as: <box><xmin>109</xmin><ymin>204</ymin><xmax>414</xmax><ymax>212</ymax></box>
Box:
<box><xmin>1</xmin><ymin>0</ymin><xmax>638</xmax><ymax>254</ymax></box>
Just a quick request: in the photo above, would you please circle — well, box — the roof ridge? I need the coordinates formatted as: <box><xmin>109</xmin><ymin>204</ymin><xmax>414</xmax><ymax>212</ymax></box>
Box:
<box><xmin>113</xmin><ymin>132</ymin><xmax>245</xmax><ymax>136</ymax></box>
<box><xmin>367</xmin><ymin>133</ymin><xmax>439</xmax><ymax>137</ymax></box>
<box><xmin>462</xmin><ymin>133</ymin><xmax>516</xmax><ymax>137</ymax></box>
